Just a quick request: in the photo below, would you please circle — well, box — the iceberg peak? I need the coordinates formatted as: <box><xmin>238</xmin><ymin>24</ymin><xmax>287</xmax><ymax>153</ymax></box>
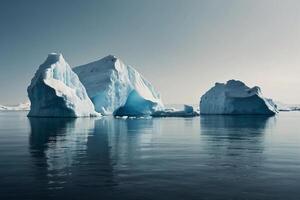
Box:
<box><xmin>74</xmin><ymin>55</ymin><xmax>164</xmax><ymax>115</ymax></box>
<box><xmin>44</xmin><ymin>53</ymin><xmax>64</xmax><ymax>64</ymax></box>
<box><xmin>27</xmin><ymin>53</ymin><xmax>99</xmax><ymax>117</ymax></box>
<box><xmin>102</xmin><ymin>54</ymin><xmax>118</xmax><ymax>62</ymax></box>
<box><xmin>226</xmin><ymin>79</ymin><xmax>246</xmax><ymax>87</ymax></box>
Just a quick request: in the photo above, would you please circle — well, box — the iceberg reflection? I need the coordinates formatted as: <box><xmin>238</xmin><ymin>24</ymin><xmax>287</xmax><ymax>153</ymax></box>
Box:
<box><xmin>29</xmin><ymin>117</ymin><xmax>115</xmax><ymax>198</ymax></box>
<box><xmin>199</xmin><ymin>115</ymin><xmax>276</xmax><ymax>176</ymax></box>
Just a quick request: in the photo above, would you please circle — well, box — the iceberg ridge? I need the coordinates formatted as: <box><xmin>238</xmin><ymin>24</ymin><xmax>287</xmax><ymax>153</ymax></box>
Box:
<box><xmin>74</xmin><ymin>55</ymin><xmax>164</xmax><ymax>116</ymax></box>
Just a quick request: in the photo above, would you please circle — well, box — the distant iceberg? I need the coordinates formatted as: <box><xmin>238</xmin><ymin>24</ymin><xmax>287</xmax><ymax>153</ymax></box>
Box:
<box><xmin>27</xmin><ymin>53</ymin><xmax>99</xmax><ymax>117</ymax></box>
<box><xmin>74</xmin><ymin>55</ymin><xmax>164</xmax><ymax>116</ymax></box>
<box><xmin>152</xmin><ymin>104</ymin><xmax>199</xmax><ymax>117</ymax></box>
<box><xmin>0</xmin><ymin>102</ymin><xmax>30</xmax><ymax>111</ymax></box>
<box><xmin>200</xmin><ymin>80</ymin><xmax>278</xmax><ymax>115</ymax></box>
<box><xmin>274</xmin><ymin>101</ymin><xmax>300</xmax><ymax>111</ymax></box>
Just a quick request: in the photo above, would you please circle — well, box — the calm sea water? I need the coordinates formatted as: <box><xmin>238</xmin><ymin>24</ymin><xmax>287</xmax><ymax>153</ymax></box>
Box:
<box><xmin>0</xmin><ymin>111</ymin><xmax>300</xmax><ymax>200</ymax></box>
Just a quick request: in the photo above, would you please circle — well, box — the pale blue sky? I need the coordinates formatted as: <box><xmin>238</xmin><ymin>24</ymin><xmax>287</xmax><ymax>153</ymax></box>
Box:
<box><xmin>1</xmin><ymin>0</ymin><xmax>300</xmax><ymax>105</ymax></box>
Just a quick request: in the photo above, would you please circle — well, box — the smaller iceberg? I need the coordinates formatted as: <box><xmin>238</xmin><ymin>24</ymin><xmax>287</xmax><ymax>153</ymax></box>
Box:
<box><xmin>0</xmin><ymin>101</ymin><xmax>30</xmax><ymax>111</ymax></box>
<box><xmin>200</xmin><ymin>80</ymin><xmax>278</xmax><ymax>115</ymax></box>
<box><xmin>152</xmin><ymin>104</ymin><xmax>199</xmax><ymax>117</ymax></box>
<box><xmin>113</xmin><ymin>90</ymin><xmax>161</xmax><ymax>117</ymax></box>
<box><xmin>0</xmin><ymin>105</ymin><xmax>7</xmax><ymax>110</ymax></box>
<box><xmin>27</xmin><ymin>53</ymin><xmax>99</xmax><ymax>117</ymax></box>
<box><xmin>274</xmin><ymin>101</ymin><xmax>300</xmax><ymax>112</ymax></box>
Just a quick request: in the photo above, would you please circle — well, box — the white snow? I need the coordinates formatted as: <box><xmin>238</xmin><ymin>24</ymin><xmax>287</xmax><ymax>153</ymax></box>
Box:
<box><xmin>27</xmin><ymin>53</ymin><xmax>100</xmax><ymax>117</ymax></box>
<box><xmin>200</xmin><ymin>80</ymin><xmax>278</xmax><ymax>115</ymax></box>
<box><xmin>74</xmin><ymin>55</ymin><xmax>164</xmax><ymax>116</ymax></box>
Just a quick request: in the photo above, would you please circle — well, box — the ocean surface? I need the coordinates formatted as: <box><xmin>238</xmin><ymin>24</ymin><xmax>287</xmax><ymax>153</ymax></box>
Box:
<box><xmin>0</xmin><ymin>111</ymin><xmax>300</xmax><ymax>200</ymax></box>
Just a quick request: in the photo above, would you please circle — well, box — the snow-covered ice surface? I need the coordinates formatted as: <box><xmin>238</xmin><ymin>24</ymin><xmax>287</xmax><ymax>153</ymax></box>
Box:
<box><xmin>74</xmin><ymin>55</ymin><xmax>164</xmax><ymax>116</ymax></box>
<box><xmin>200</xmin><ymin>80</ymin><xmax>278</xmax><ymax>115</ymax></box>
<box><xmin>27</xmin><ymin>53</ymin><xmax>99</xmax><ymax>117</ymax></box>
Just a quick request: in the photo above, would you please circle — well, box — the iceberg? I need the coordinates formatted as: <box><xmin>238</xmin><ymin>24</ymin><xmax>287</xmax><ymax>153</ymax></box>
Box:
<box><xmin>184</xmin><ymin>104</ymin><xmax>194</xmax><ymax>113</ymax></box>
<box><xmin>0</xmin><ymin>101</ymin><xmax>30</xmax><ymax>111</ymax></box>
<box><xmin>0</xmin><ymin>105</ymin><xmax>7</xmax><ymax>111</ymax></box>
<box><xmin>114</xmin><ymin>90</ymin><xmax>159</xmax><ymax>116</ymax></box>
<box><xmin>274</xmin><ymin>101</ymin><xmax>300</xmax><ymax>111</ymax></box>
<box><xmin>152</xmin><ymin>104</ymin><xmax>199</xmax><ymax>117</ymax></box>
<box><xmin>274</xmin><ymin>101</ymin><xmax>291</xmax><ymax>111</ymax></box>
<box><xmin>73</xmin><ymin>55</ymin><xmax>164</xmax><ymax>116</ymax></box>
<box><xmin>200</xmin><ymin>80</ymin><xmax>278</xmax><ymax>115</ymax></box>
<box><xmin>27</xmin><ymin>53</ymin><xmax>99</xmax><ymax>117</ymax></box>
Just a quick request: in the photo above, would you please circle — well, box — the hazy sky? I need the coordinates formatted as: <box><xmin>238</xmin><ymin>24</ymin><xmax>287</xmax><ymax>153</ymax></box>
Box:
<box><xmin>1</xmin><ymin>0</ymin><xmax>300</xmax><ymax>105</ymax></box>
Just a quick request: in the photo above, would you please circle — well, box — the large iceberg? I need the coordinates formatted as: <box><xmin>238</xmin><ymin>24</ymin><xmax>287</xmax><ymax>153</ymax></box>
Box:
<box><xmin>73</xmin><ymin>55</ymin><xmax>164</xmax><ymax>116</ymax></box>
<box><xmin>27</xmin><ymin>53</ymin><xmax>99</xmax><ymax>117</ymax></box>
<box><xmin>200</xmin><ymin>80</ymin><xmax>278</xmax><ymax>115</ymax></box>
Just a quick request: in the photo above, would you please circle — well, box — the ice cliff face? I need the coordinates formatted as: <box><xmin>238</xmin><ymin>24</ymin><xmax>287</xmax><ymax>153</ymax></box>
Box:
<box><xmin>74</xmin><ymin>55</ymin><xmax>164</xmax><ymax>116</ymax></box>
<box><xmin>200</xmin><ymin>80</ymin><xmax>278</xmax><ymax>115</ymax></box>
<box><xmin>27</xmin><ymin>53</ymin><xmax>99</xmax><ymax>117</ymax></box>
